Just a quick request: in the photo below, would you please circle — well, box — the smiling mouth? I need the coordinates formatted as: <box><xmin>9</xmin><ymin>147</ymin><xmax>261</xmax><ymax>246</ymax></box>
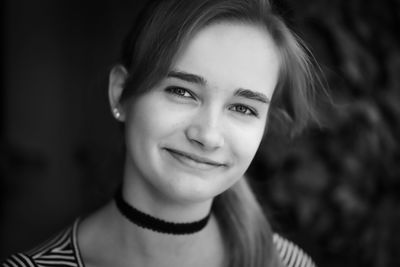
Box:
<box><xmin>165</xmin><ymin>148</ymin><xmax>226</xmax><ymax>169</ymax></box>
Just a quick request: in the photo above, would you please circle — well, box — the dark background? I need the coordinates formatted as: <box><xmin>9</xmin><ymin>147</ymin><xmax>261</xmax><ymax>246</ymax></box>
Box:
<box><xmin>2</xmin><ymin>1</ymin><xmax>400</xmax><ymax>266</ymax></box>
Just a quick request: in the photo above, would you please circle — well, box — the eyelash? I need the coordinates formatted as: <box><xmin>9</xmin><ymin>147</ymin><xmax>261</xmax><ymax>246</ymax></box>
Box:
<box><xmin>165</xmin><ymin>86</ymin><xmax>195</xmax><ymax>99</ymax></box>
<box><xmin>229</xmin><ymin>104</ymin><xmax>258</xmax><ymax>117</ymax></box>
<box><xmin>165</xmin><ymin>86</ymin><xmax>258</xmax><ymax>117</ymax></box>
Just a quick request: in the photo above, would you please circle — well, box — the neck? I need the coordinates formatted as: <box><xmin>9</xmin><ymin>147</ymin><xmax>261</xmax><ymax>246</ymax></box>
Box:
<box><xmin>111</xmin><ymin>202</ymin><xmax>225</xmax><ymax>267</ymax></box>
<box><xmin>121</xmin><ymin>172</ymin><xmax>213</xmax><ymax>223</ymax></box>
<box><xmin>114</xmin><ymin>185</ymin><xmax>211</xmax><ymax>235</ymax></box>
<box><xmin>106</xmin><ymin>165</ymin><xmax>225</xmax><ymax>266</ymax></box>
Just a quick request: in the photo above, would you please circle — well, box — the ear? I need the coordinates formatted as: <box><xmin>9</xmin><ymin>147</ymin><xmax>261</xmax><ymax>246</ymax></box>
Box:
<box><xmin>108</xmin><ymin>65</ymin><xmax>128</xmax><ymax>121</ymax></box>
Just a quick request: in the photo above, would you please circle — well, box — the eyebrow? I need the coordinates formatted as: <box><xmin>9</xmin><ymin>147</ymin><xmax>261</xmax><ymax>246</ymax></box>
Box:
<box><xmin>234</xmin><ymin>89</ymin><xmax>270</xmax><ymax>104</ymax></box>
<box><xmin>167</xmin><ymin>70</ymin><xmax>270</xmax><ymax>104</ymax></box>
<box><xmin>167</xmin><ymin>70</ymin><xmax>206</xmax><ymax>86</ymax></box>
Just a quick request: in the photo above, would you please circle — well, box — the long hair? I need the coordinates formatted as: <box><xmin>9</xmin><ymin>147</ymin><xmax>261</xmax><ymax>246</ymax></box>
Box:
<box><xmin>116</xmin><ymin>0</ymin><xmax>321</xmax><ymax>266</ymax></box>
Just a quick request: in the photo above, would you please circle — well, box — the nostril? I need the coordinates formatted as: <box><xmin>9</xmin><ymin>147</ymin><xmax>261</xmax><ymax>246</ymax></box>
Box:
<box><xmin>185</xmin><ymin>124</ymin><xmax>224</xmax><ymax>150</ymax></box>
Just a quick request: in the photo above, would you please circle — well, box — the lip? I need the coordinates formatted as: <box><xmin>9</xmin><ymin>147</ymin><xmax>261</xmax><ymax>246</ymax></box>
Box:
<box><xmin>164</xmin><ymin>148</ymin><xmax>226</xmax><ymax>168</ymax></box>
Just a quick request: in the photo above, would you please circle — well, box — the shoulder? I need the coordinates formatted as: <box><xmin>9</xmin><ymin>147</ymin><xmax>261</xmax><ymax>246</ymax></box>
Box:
<box><xmin>273</xmin><ymin>233</ymin><xmax>317</xmax><ymax>267</ymax></box>
<box><xmin>2</xmin><ymin>253</ymin><xmax>36</xmax><ymax>267</ymax></box>
<box><xmin>2</xmin><ymin>220</ymin><xmax>83</xmax><ymax>267</ymax></box>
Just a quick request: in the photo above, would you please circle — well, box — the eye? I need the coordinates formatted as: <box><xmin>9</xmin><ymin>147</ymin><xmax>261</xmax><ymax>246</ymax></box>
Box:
<box><xmin>165</xmin><ymin>86</ymin><xmax>194</xmax><ymax>99</ymax></box>
<box><xmin>230</xmin><ymin>104</ymin><xmax>258</xmax><ymax>117</ymax></box>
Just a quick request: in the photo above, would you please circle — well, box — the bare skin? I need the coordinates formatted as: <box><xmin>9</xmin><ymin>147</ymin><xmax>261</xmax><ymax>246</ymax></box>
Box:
<box><xmin>77</xmin><ymin>202</ymin><xmax>225</xmax><ymax>267</ymax></box>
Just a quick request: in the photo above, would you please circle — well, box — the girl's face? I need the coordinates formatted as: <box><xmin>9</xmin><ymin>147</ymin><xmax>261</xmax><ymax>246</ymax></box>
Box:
<box><xmin>120</xmin><ymin>22</ymin><xmax>280</xmax><ymax>205</ymax></box>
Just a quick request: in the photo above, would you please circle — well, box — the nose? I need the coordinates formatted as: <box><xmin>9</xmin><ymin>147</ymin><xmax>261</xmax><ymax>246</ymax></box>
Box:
<box><xmin>185</xmin><ymin>110</ymin><xmax>224</xmax><ymax>151</ymax></box>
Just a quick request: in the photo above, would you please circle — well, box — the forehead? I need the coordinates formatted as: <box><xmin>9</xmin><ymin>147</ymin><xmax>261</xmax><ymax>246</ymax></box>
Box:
<box><xmin>172</xmin><ymin>22</ymin><xmax>281</xmax><ymax>95</ymax></box>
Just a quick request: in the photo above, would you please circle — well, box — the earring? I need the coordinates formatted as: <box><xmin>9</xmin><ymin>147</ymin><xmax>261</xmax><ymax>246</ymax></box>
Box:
<box><xmin>113</xmin><ymin>108</ymin><xmax>121</xmax><ymax>120</ymax></box>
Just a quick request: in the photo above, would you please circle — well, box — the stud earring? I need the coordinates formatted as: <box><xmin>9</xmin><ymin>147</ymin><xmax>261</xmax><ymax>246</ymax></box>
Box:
<box><xmin>113</xmin><ymin>108</ymin><xmax>121</xmax><ymax>120</ymax></box>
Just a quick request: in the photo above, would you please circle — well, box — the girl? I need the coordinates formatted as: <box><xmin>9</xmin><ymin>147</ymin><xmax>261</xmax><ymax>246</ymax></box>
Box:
<box><xmin>3</xmin><ymin>0</ymin><xmax>320</xmax><ymax>266</ymax></box>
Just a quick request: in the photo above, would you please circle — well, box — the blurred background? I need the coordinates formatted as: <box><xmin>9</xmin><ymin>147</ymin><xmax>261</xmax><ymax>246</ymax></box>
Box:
<box><xmin>1</xmin><ymin>0</ymin><xmax>400</xmax><ymax>266</ymax></box>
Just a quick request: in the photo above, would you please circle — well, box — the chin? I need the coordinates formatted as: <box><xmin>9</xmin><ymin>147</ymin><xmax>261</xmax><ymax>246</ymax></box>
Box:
<box><xmin>156</xmin><ymin>171</ymin><xmax>239</xmax><ymax>204</ymax></box>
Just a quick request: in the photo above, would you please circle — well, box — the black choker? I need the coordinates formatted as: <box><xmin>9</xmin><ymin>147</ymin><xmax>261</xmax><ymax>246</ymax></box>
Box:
<box><xmin>114</xmin><ymin>186</ymin><xmax>211</xmax><ymax>235</ymax></box>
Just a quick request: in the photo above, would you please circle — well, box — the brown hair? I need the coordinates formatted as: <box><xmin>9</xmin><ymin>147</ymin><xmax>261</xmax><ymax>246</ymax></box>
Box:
<box><xmin>116</xmin><ymin>0</ymin><xmax>321</xmax><ymax>266</ymax></box>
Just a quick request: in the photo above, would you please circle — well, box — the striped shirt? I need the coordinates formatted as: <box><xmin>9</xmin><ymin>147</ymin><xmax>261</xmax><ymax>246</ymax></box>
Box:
<box><xmin>2</xmin><ymin>220</ymin><xmax>316</xmax><ymax>267</ymax></box>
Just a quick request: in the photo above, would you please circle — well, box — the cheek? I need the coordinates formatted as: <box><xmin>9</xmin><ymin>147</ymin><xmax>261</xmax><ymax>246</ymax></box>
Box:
<box><xmin>229</xmin><ymin>122</ymin><xmax>265</xmax><ymax>165</ymax></box>
<box><xmin>127</xmin><ymin>95</ymin><xmax>188</xmax><ymax>142</ymax></box>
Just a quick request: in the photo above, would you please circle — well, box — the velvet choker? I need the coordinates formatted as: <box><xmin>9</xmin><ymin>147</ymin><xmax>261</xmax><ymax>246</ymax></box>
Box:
<box><xmin>114</xmin><ymin>186</ymin><xmax>211</xmax><ymax>235</ymax></box>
